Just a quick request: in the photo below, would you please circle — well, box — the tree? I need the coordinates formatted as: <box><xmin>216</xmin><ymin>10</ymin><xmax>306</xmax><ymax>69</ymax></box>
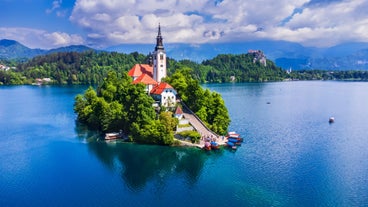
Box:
<box><xmin>74</xmin><ymin>70</ymin><xmax>173</xmax><ymax>144</ymax></box>
<box><xmin>159</xmin><ymin>111</ymin><xmax>179</xmax><ymax>132</ymax></box>
<box><xmin>166</xmin><ymin>68</ymin><xmax>230</xmax><ymax>135</ymax></box>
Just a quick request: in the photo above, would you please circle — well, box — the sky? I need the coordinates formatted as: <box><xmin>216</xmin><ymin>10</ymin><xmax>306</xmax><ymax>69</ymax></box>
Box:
<box><xmin>1</xmin><ymin>0</ymin><xmax>367</xmax><ymax>49</ymax></box>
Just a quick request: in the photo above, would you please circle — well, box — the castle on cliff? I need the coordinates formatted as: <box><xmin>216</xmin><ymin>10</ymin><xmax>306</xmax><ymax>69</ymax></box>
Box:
<box><xmin>248</xmin><ymin>49</ymin><xmax>267</xmax><ymax>67</ymax></box>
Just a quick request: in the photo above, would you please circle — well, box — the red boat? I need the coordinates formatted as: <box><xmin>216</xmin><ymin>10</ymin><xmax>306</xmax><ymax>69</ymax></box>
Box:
<box><xmin>203</xmin><ymin>141</ymin><xmax>211</xmax><ymax>151</ymax></box>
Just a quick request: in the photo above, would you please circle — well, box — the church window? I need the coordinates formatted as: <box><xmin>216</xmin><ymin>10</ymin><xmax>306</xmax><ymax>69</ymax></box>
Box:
<box><xmin>160</xmin><ymin>54</ymin><xmax>163</xmax><ymax>60</ymax></box>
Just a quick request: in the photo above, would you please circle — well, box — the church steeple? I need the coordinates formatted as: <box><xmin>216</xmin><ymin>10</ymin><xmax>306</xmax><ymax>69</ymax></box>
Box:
<box><xmin>155</xmin><ymin>23</ymin><xmax>164</xmax><ymax>51</ymax></box>
<box><xmin>152</xmin><ymin>23</ymin><xmax>167</xmax><ymax>82</ymax></box>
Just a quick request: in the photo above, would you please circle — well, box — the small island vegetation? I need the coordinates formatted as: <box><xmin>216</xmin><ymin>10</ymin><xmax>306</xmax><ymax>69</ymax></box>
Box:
<box><xmin>74</xmin><ymin>66</ymin><xmax>230</xmax><ymax>145</ymax></box>
<box><xmin>74</xmin><ymin>71</ymin><xmax>178</xmax><ymax>145</ymax></box>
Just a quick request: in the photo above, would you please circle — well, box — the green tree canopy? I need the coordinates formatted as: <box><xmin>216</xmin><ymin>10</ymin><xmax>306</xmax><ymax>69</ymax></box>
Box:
<box><xmin>166</xmin><ymin>68</ymin><xmax>230</xmax><ymax>135</ymax></box>
<box><xmin>74</xmin><ymin>70</ymin><xmax>174</xmax><ymax>145</ymax></box>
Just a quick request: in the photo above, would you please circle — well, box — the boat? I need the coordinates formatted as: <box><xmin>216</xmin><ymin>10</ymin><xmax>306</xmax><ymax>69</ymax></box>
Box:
<box><xmin>226</xmin><ymin>131</ymin><xmax>243</xmax><ymax>142</ymax></box>
<box><xmin>226</xmin><ymin>141</ymin><xmax>237</xmax><ymax>150</ymax></box>
<box><xmin>105</xmin><ymin>130</ymin><xmax>123</xmax><ymax>140</ymax></box>
<box><xmin>210</xmin><ymin>141</ymin><xmax>220</xmax><ymax>150</ymax></box>
<box><xmin>227</xmin><ymin>138</ymin><xmax>242</xmax><ymax>145</ymax></box>
<box><xmin>203</xmin><ymin>141</ymin><xmax>211</xmax><ymax>151</ymax></box>
<box><xmin>329</xmin><ymin>117</ymin><xmax>335</xmax><ymax>123</ymax></box>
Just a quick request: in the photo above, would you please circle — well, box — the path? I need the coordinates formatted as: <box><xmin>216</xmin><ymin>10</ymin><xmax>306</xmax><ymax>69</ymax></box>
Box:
<box><xmin>179</xmin><ymin>102</ymin><xmax>227</xmax><ymax>147</ymax></box>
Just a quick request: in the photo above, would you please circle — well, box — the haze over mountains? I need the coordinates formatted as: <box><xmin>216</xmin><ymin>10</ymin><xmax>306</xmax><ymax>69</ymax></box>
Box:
<box><xmin>2</xmin><ymin>39</ymin><xmax>368</xmax><ymax>70</ymax></box>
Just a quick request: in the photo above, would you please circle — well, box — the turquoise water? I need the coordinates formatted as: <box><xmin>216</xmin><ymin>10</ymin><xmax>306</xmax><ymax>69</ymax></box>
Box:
<box><xmin>0</xmin><ymin>82</ymin><xmax>368</xmax><ymax>206</ymax></box>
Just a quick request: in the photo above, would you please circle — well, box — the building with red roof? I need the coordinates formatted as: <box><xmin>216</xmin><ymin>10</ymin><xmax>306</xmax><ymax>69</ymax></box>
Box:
<box><xmin>128</xmin><ymin>64</ymin><xmax>154</xmax><ymax>81</ymax></box>
<box><xmin>150</xmin><ymin>82</ymin><xmax>177</xmax><ymax>107</ymax></box>
<box><xmin>132</xmin><ymin>73</ymin><xmax>158</xmax><ymax>93</ymax></box>
<box><xmin>174</xmin><ymin>105</ymin><xmax>183</xmax><ymax>119</ymax></box>
<box><xmin>127</xmin><ymin>25</ymin><xmax>167</xmax><ymax>84</ymax></box>
<box><xmin>127</xmin><ymin>25</ymin><xmax>176</xmax><ymax>107</ymax></box>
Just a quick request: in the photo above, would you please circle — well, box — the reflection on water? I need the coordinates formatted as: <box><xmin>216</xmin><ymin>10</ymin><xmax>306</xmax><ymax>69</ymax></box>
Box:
<box><xmin>76</xmin><ymin>124</ymin><xmax>215</xmax><ymax>192</ymax></box>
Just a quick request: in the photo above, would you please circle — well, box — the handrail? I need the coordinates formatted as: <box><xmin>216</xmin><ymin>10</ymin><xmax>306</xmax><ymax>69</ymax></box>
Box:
<box><xmin>181</xmin><ymin>101</ymin><xmax>219</xmax><ymax>137</ymax></box>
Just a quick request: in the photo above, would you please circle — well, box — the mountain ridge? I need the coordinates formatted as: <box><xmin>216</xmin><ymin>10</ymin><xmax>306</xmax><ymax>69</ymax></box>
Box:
<box><xmin>0</xmin><ymin>39</ymin><xmax>95</xmax><ymax>60</ymax></box>
<box><xmin>2</xmin><ymin>39</ymin><xmax>368</xmax><ymax>70</ymax></box>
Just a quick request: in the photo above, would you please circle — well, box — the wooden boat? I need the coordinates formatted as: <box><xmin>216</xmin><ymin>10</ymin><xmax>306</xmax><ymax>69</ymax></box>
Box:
<box><xmin>210</xmin><ymin>141</ymin><xmax>220</xmax><ymax>150</ymax></box>
<box><xmin>105</xmin><ymin>131</ymin><xmax>123</xmax><ymax>140</ymax></box>
<box><xmin>226</xmin><ymin>141</ymin><xmax>237</xmax><ymax>150</ymax></box>
<box><xmin>228</xmin><ymin>136</ymin><xmax>243</xmax><ymax>142</ymax></box>
<box><xmin>226</xmin><ymin>131</ymin><xmax>243</xmax><ymax>142</ymax></box>
<box><xmin>203</xmin><ymin>141</ymin><xmax>211</xmax><ymax>151</ymax></box>
<box><xmin>227</xmin><ymin>138</ymin><xmax>242</xmax><ymax>146</ymax></box>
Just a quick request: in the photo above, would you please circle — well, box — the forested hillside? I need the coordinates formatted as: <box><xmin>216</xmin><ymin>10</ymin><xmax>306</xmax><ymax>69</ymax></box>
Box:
<box><xmin>1</xmin><ymin>50</ymin><xmax>287</xmax><ymax>85</ymax></box>
<box><xmin>15</xmin><ymin>51</ymin><xmax>147</xmax><ymax>84</ymax></box>
<box><xmin>3</xmin><ymin>50</ymin><xmax>368</xmax><ymax>85</ymax></box>
<box><xmin>202</xmin><ymin>53</ymin><xmax>286</xmax><ymax>82</ymax></box>
<box><xmin>168</xmin><ymin>53</ymin><xmax>286</xmax><ymax>83</ymax></box>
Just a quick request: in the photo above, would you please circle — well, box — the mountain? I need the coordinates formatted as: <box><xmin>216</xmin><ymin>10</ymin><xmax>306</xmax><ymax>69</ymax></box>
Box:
<box><xmin>0</xmin><ymin>39</ymin><xmax>45</xmax><ymax>60</ymax></box>
<box><xmin>107</xmin><ymin>41</ymin><xmax>368</xmax><ymax>70</ymax></box>
<box><xmin>46</xmin><ymin>45</ymin><xmax>95</xmax><ymax>54</ymax></box>
<box><xmin>2</xmin><ymin>38</ymin><xmax>368</xmax><ymax>70</ymax></box>
<box><xmin>0</xmin><ymin>39</ymin><xmax>95</xmax><ymax>60</ymax></box>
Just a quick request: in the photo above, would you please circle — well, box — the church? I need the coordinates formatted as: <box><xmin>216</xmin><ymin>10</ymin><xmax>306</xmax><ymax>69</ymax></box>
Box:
<box><xmin>128</xmin><ymin>25</ymin><xmax>177</xmax><ymax>108</ymax></box>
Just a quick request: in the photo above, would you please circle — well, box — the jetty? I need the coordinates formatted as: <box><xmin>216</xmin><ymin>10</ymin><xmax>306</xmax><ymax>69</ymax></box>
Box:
<box><xmin>178</xmin><ymin>102</ymin><xmax>227</xmax><ymax>148</ymax></box>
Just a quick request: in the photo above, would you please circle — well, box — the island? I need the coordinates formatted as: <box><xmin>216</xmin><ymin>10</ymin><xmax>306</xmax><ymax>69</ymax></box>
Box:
<box><xmin>74</xmin><ymin>25</ymin><xmax>230</xmax><ymax>147</ymax></box>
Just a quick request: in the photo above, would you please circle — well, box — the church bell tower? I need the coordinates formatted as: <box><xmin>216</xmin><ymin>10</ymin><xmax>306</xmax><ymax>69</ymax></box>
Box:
<box><xmin>153</xmin><ymin>24</ymin><xmax>167</xmax><ymax>82</ymax></box>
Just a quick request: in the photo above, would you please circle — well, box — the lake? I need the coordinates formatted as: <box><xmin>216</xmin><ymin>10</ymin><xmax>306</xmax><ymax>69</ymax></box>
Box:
<box><xmin>0</xmin><ymin>81</ymin><xmax>367</xmax><ymax>206</ymax></box>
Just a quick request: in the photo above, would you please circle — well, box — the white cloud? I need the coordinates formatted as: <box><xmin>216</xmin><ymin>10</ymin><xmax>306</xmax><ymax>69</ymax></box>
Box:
<box><xmin>2</xmin><ymin>0</ymin><xmax>366</xmax><ymax>49</ymax></box>
<box><xmin>46</xmin><ymin>0</ymin><xmax>62</xmax><ymax>14</ymax></box>
<box><xmin>277</xmin><ymin>0</ymin><xmax>368</xmax><ymax>46</ymax></box>
<box><xmin>0</xmin><ymin>27</ymin><xmax>84</xmax><ymax>49</ymax></box>
<box><xmin>69</xmin><ymin>0</ymin><xmax>316</xmax><ymax>47</ymax></box>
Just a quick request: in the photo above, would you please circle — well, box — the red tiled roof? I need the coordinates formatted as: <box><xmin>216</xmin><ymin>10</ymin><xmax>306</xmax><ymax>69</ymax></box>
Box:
<box><xmin>128</xmin><ymin>64</ymin><xmax>153</xmax><ymax>78</ymax></box>
<box><xmin>175</xmin><ymin>106</ymin><xmax>183</xmax><ymax>115</ymax></box>
<box><xmin>132</xmin><ymin>74</ymin><xmax>158</xmax><ymax>85</ymax></box>
<box><xmin>150</xmin><ymin>82</ymin><xmax>174</xmax><ymax>95</ymax></box>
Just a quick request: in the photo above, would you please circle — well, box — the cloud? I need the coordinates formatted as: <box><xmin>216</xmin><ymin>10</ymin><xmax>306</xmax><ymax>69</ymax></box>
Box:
<box><xmin>69</xmin><ymin>0</ymin><xmax>314</xmax><ymax>47</ymax></box>
<box><xmin>46</xmin><ymin>0</ymin><xmax>68</xmax><ymax>17</ymax></box>
<box><xmin>15</xmin><ymin>0</ymin><xmax>354</xmax><ymax>48</ymax></box>
<box><xmin>278</xmin><ymin>0</ymin><xmax>368</xmax><ymax>46</ymax></box>
<box><xmin>46</xmin><ymin>0</ymin><xmax>62</xmax><ymax>14</ymax></box>
<box><xmin>0</xmin><ymin>27</ymin><xmax>84</xmax><ymax>49</ymax></box>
